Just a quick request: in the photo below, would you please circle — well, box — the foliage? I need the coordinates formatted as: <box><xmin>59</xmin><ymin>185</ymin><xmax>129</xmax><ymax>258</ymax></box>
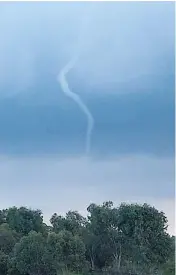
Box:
<box><xmin>11</xmin><ymin>231</ymin><xmax>48</xmax><ymax>275</ymax></box>
<box><xmin>0</xmin><ymin>250</ymin><xmax>8</xmax><ymax>275</ymax></box>
<box><xmin>5</xmin><ymin>207</ymin><xmax>44</xmax><ymax>235</ymax></box>
<box><xmin>0</xmin><ymin>203</ymin><xmax>174</xmax><ymax>275</ymax></box>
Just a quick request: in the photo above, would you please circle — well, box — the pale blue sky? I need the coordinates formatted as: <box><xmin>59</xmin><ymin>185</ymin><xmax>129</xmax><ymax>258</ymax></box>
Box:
<box><xmin>0</xmin><ymin>1</ymin><xmax>175</xmax><ymax>234</ymax></box>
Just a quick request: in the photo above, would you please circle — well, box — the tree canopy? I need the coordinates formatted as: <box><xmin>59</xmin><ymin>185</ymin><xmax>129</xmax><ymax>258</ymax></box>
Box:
<box><xmin>0</xmin><ymin>202</ymin><xmax>174</xmax><ymax>275</ymax></box>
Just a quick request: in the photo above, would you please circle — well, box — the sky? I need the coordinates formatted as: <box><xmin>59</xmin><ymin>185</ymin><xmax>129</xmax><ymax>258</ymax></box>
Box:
<box><xmin>0</xmin><ymin>1</ymin><xmax>175</xmax><ymax>235</ymax></box>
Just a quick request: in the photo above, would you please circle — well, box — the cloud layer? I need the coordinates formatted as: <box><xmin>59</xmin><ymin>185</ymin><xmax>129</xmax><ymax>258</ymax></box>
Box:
<box><xmin>0</xmin><ymin>75</ymin><xmax>174</xmax><ymax>157</ymax></box>
<box><xmin>0</xmin><ymin>1</ymin><xmax>174</xmax><ymax>95</ymax></box>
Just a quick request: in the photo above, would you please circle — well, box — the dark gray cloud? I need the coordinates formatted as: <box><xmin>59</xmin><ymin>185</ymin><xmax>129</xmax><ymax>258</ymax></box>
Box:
<box><xmin>0</xmin><ymin>73</ymin><xmax>174</xmax><ymax>157</ymax></box>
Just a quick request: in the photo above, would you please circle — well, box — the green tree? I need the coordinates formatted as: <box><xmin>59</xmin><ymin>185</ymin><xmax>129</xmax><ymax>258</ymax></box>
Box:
<box><xmin>0</xmin><ymin>251</ymin><xmax>8</xmax><ymax>275</ymax></box>
<box><xmin>0</xmin><ymin>211</ymin><xmax>6</xmax><ymax>226</ymax></box>
<box><xmin>11</xmin><ymin>231</ymin><xmax>48</xmax><ymax>275</ymax></box>
<box><xmin>117</xmin><ymin>203</ymin><xmax>173</xmax><ymax>273</ymax></box>
<box><xmin>5</xmin><ymin>207</ymin><xmax>44</xmax><ymax>235</ymax></box>
<box><xmin>86</xmin><ymin>202</ymin><xmax>120</xmax><ymax>270</ymax></box>
<box><xmin>162</xmin><ymin>236</ymin><xmax>175</xmax><ymax>275</ymax></box>
<box><xmin>44</xmin><ymin>230</ymin><xmax>87</xmax><ymax>274</ymax></box>
<box><xmin>0</xmin><ymin>202</ymin><xmax>174</xmax><ymax>275</ymax></box>
<box><xmin>44</xmin><ymin>232</ymin><xmax>63</xmax><ymax>274</ymax></box>
<box><xmin>50</xmin><ymin>210</ymin><xmax>87</xmax><ymax>236</ymax></box>
<box><xmin>0</xmin><ymin>223</ymin><xmax>19</xmax><ymax>275</ymax></box>
<box><xmin>0</xmin><ymin>223</ymin><xmax>19</xmax><ymax>254</ymax></box>
<box><xmin>54</xmin><ymin>230</ymin><xmax>86</xmax><ymax>273</ymax></box>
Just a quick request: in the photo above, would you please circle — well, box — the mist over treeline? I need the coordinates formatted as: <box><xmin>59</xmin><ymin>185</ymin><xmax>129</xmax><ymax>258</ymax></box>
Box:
<box><xmin>0</xmin><ymin>201</ymin><xmax>175</xmax><ymax>275</ymax></box>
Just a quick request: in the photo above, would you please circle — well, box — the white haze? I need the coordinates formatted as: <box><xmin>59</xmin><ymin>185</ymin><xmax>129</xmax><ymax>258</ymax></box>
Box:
<box><xmin>0</xmin><ymin>155</ymin><xmax>174</xmax><ymax>235</ymax></box>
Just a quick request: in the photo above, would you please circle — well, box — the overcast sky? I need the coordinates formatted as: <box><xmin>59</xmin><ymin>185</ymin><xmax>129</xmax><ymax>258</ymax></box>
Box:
<box><xmin>0</xmin><ymin>1</ymin><xmax>175</xmax><ymax>235</ymax></box>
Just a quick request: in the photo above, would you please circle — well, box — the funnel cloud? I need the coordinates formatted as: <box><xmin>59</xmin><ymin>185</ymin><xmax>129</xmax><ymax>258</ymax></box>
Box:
<box><xmin>57</xmin><ymin>5</ymin><xmax>95</xmax><ymax>154</ymax></box>
<box><xmin>57</xmin><ymin>56</ymin><xmax>94</xmax><ymax>154</ymax></box>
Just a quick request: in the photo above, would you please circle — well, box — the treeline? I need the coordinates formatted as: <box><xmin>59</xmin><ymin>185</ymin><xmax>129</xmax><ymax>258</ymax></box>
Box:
<box><xmin>0</xmin><ymin>201</ymin><xmax>175</xmax><ymax>275</ymax></box>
